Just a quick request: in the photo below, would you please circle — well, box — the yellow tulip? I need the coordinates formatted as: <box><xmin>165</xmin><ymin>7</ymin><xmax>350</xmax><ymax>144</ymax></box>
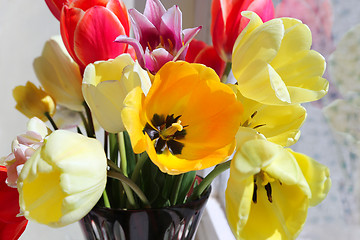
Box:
<box><xmin>226</xmin><ymin>131</ymin><xmax>330</xmax><ymax>239</ymax></box>
<box><xmin>122</xmin><ymin>61</ymin><xmax>243</xmax><ymax>174</ymax></box>
<box><xmin>13</xmin><ymin>81</ymin><xmax>56</xmax><ymax>121</ymax></box>
<box><xmin>17</xmin><ymin>130</ymin><xmax>107</xmax><ymax>227</ymax></box>
<box><xmin>230</xmin><ymin>84</ymin><xmax>306</xmax><ymax>147</ymax></box>
<box><xmin>82</xmin><ymin>54</ymin><xmax>151</xmax><ymax>133</ymax></box>
<box><xmin>33</xmin><ymin>36</ymin><xmax>84</xmax><ymax>111</ymax></box>
<box><xmin>232</xmin><ymin>11</ymin><xmax>329</xmax><ymax>105</ymax></box>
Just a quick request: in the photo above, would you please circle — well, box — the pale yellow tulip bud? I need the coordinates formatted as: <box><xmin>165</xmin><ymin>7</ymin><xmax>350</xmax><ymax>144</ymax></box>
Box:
<box><xmin>17</xmin><ymin>130</ymin><xmax>107</xmax><ymax>227</ymax></box>
<box><xmin>33</xmin><ymin>36</ymin><xmax>84</xmax><ymax>111</ymax></box>
<box><xmin>13</xmin><ymin>81</ymin><xmax>56</xmax><ymax>121</ymax></box>
<box><xmin>82</xmin><ymin>53</ymin><xmax>151</xmax><ymax>133</ymax></box>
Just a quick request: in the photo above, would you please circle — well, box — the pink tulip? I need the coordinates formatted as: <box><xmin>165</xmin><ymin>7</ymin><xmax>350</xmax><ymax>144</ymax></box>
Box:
<box><xmin>59</xmin><ymin>0</ymin><xmax>130</xmax><ymax>72</ymax></box>
<box><xmin>211</xmin><ymin>0</ymin><xmax>275</xmax><ymax>62</ymax></box>
<box><xmin>185</xmin><ymin>39</ymin><xmax>226</xmax><ymax>78</ymax></box>
<box><xmin>116</xmin><ymin>0</ymin><xmax>201</xmax><ymax>73</ymax></box>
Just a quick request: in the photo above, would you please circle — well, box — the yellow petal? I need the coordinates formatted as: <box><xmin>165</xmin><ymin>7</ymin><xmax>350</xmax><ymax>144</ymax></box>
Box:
<box><xmin>239</xmin><ymin>180</ymin><xmax>309</xmax><ymax>239</ymax></box>
<box><xmin>230</xmin><ymin>84</ymin><xmax>306</xmax><ymax>146</ymax></box>
<box><xmin>17</xmin><ymin>130</ymin><xmax>107</xmax><ymax>227</ymax></box>
<box><xmin>122</xmin><ymin>87</ymin><xmax>147</xmax><ymax>153</ymax></box>
<box><xmin>232</xmin><ymin>12</ymin><xmax>329</xmax><ymax>105</ymax></box>
<box><xmin>228</xmin><ymin>137</ymin><xmax>311</xmax><ymax>239</ymax></box>
<box><xmin>34</xmin><ymin>36</ymin><xmax>83</xmax><ymax>111</ymax></box>
<box><xmin>288</xmin><ymin>149</ymin><xmax>331</xmax><ymax>206</ymax></box>
<box><xmin>146</xmin><ymin>133</ymin><xmax>236</xmax><ymax>174</ymax></box>
<box><xmin>82</xmin><ymin>54</ymin><xmax>151</xmax><ymax>133</ymax></box>
<box><xmin>13</xmin><ymin>81</ymin><xmax>56</xmax><ymax>121</ymax></box>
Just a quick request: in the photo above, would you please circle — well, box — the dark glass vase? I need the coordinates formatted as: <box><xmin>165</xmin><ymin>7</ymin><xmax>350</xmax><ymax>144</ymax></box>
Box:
<box><xmin>80</xmin><ymin>186</ymin><xmax>211</xmax><ymax>240</ymax></box>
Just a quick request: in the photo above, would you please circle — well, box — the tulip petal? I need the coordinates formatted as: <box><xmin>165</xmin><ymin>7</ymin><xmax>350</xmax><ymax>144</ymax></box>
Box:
<box><xmin>45</xmin><ymin>0</ymin><xmax>68</xmax><ymax>20</ymax></box>
<box><xmin>18</xmin><ymin>130</ymin><xmax>107</xmax><ymax>227</ymax></box>
<box><xmin>106</xmin><ymin>0</ymin><xmax>130</xmax><ymax>35</ymax></box>
<box><xmin>228</xmin><ymin>138</ymin><xmax>311</xmax><ymax>239</ymax></box>
<box><xmin>160</xmin><ymin>5</ymin><xmax>183</xmax><ymax>51</ymax></box>
<box><xmin>60</xmin><ymin>6</ymin><xmax>85</xmax><ymax>68</ymax></box>
<box><xmin>145</xmin><ymin>134</ymin><xmax>235</xmax><ymax>175</ymax></box>
<box><xmin>33</xmin><ymin>36</ymin><xmax>83</xmax><ymax>111</ymax></box>
<box><xmin>143</xmin><ymin>0</ymin><xmax>166</xmax><ymax>29</ymax></box>
<box><xmin>122</xmin><ymin>87</ymin><xmax>147</xmax><ymax>153</ymax></box>
<box><xmin>231</xmin><ymin>84</ymin><xmax>306</xmax><ymax>146</ymax></box>
<box><xmin>129</xmin><ymin>8</ymin><xmax>160</xmax><ymax>50</ymax></box>
<box><xmin>144</xmin><ymin>48</ymin><xmax>173</xmax><ymax>73</ymax></box>
<box><xmin>288</xmin><ymin>149</ymin><xmax>331</xmax><ymax>206</ymax></box>
<box><xmin>74</xmin><ymin>6</ymin><xmax>126</xmax><ymax>66</ymax></box>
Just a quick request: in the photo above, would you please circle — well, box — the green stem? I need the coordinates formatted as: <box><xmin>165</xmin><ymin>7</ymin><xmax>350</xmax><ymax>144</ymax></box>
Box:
<box><xmin>44</xmin><ymin>112</ymin><xmax>58</xmax><ymax>130</ymax></box>
<box><xmin>83</xmin><ymin>102</ymin><xmax>95</xmax><ymax>138</ymax></box>
<box><xmin>190</xmin><ymin>160</ymin><xmax>231</xmax><ymax>201</ymax></box>
<box><xmin>221</xmin><ymin>62</ymin><xmax>232</xmax><ymax>83</ymax></box>
<box><xmin>107</xmin><ymin>162</ymin><xmax>150</xmax><ymax>208</ymax></box>
<box><xmin>118</xmin><ymin>132</ymin><xmax>137</xmax><ymax>208</ymax></box>
<box><xmin>102</xmin><ymin>190</ymin><xmax>111</xmax><ymax>208</ymax></box>
<box><xmin>131</xmin><ymin>153</ymin><xmax>148</xmax><ymax>183</ymax></box>
<box><xmin>171</xmin><ymin>174</ymin><xmax>184</xmax><ymax>205</ymax></box>
<box><xmin>118</xmin><ymin>132</ymin><xmax>128</xmax><ymax>176</ymax></box>
<box><xmin>79</xmin><ymin>111</ymin><xmax>90</xmax><ymax>136</ymax></box>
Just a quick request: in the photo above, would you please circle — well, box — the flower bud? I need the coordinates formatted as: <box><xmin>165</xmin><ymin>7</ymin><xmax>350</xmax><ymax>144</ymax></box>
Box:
<box><xmin>13</xmin><ymin>82</ymin><xmax>56</xmax><ymax>121</ymax></box>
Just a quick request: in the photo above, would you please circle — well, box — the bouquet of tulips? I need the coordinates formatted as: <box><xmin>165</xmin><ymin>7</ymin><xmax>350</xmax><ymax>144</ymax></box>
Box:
<box><xmin>0</xmin><ymin>0</ymin><xmax>331</xmax><ymax>239</ymax></box>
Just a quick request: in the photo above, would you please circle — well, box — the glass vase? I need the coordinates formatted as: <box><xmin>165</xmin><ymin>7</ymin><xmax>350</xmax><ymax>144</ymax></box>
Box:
<box><xmin>79</xmin><ymin>186</ymin><xmax>211</xmax><ymax>240</ymax></box>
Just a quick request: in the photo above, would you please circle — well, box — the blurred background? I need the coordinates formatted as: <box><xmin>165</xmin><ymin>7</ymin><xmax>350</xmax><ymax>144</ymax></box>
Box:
<box><xmin>1</xmin><ymin>0</ymin><xmax>360</xmax><ymax>239</ymax></box>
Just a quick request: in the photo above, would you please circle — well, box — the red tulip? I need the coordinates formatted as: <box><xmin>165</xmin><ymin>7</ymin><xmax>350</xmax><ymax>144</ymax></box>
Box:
<box><xmin>0</xmin><ymin>166</ymin><xmax>28</xmax><ymax>240</ymax></box>
<box><xmin>60</xmin><ymin>0</ymin><xmax>130</xmax><ymax>72</ymax></box>
<box><xmin>44</xmin><ymin>0</ymin><xmax>69</xmax><ymax>20</ymax></box>
<box><xmin>185</xmin><ymin>39</ymin><xmax>226</xmax><ymax>78</ymax></box>
<box><xmin>211</xmin><ymin>0</ymin><xmax>275</xmax><ymax>62</ymax></box>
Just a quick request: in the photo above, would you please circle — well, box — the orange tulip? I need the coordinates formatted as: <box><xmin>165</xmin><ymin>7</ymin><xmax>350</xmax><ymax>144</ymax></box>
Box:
<box><xmin>59</xmin><ymin>0</ymin><xmax>130</xmax><ymax>71</ymax></box>
<box><xmin>211</xmin><ymin>0</ymin><xmax>275</xmax><ymax>62</ymax></box>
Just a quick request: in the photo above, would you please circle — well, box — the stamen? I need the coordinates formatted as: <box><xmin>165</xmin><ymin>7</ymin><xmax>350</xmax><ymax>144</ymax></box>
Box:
<box><xmin>251</xmin><ymin>111</ymin><xmax>258</xmax><ymax>119</ymax></box>
<box><xmin>147</xmin><ymin>41</ymin><xmax>153</xmax><ymax>52</ymax></box>
<box><xmin>167</xmin><ymin>38</ymin><xmax>174</xmax><ymax>53</ymax></box>
<box><xmin>253</xmin><ymin>124</ymin><xmax>266</xmax><ymax>129</ymax></box>
<box><xmin>253</xmin><ymin>181</ymin><xmax>258</xmax><ymax>204</ymax></box>
<box><xmin>160</xmin><ymin>120</ymin><xmax>183</xmax><ymax>139</ymax></box>
<box><xmin>265</xmin><ymin>183</ymin><xmax>273</xmax><ymax>203</ymax></box>
<box><xmin>160</xmin><ymin>35</ymin><xmax>165</xmax><ymax>47</ymax></box>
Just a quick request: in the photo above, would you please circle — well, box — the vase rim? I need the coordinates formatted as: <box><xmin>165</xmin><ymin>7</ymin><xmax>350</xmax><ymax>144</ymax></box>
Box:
<box><xmin>94</xmin><ymin>185</ymin><xmax>212</xmax><ymax>213</ymax></box>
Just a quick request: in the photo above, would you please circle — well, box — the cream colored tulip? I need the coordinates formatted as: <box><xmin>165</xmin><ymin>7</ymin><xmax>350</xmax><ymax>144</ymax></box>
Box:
<box><xmin>82</xmin><ymin>53</ymin><xmax>151</xmax><ymax>133</ymax></box>
<box><xmin>34</xmin><ymin>36</ymin><xmax>83</xmax><ymax>111</ymax></box>
<box><xmin>17</xmin><ymin>130</ymin><xmax>107</xmax><ymax>227</ymax></box>
<box><xmin>232</xmin><ymin>11</ymin><xmax>328</xmax><ymax>105</ymax></box>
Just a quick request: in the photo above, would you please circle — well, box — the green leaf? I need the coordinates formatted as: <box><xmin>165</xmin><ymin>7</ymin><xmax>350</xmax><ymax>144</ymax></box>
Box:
<box><xmin>123</xmin><ymin>131</ymin><xmax>136</xmax><ymax>176</ymax></box>
<box><xmin>176</xmin><ymin>171</ymin><xmax>196</xmax><ymax>204</ymax></box>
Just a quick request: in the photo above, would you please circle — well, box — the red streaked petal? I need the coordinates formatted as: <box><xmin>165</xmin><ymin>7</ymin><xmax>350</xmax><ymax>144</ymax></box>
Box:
<box><xmin>241</xmin><ymin>0</ymin><xmax>275</xmax><ymax>30</ymax></box>
<box><xmin>60</xmin><ymin>6</ymin><xmax>85</xmax><ymax>67</ymax></box>
<box><xmin>107</xmin><ymin>0</ymin><xmax>130</xmax><ymax>35</ymax></box>
<box><xmin>69</xmin><ymin>0</ymin><xmax>108</xmax><ymax>10</ymax></box>
<box><xmin>45</xmin><ymin>0</ymin><xmax>69</xmax><ymax>20</ymax></box>
<box><xmin>73</xmin><ymin>6</ymin><xmax>126</xmax><ymax>67</ymax></box>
